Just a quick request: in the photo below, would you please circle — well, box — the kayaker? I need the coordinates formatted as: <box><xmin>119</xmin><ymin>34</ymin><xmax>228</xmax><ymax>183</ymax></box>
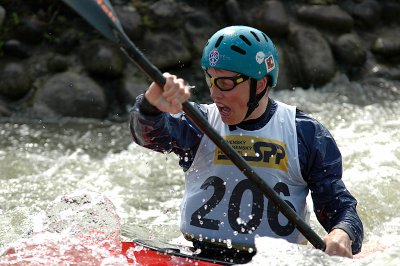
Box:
<box><xmin>129</xmin><ymin>25</ymin><xmax>363</xmax><ymax>263</ymax></box>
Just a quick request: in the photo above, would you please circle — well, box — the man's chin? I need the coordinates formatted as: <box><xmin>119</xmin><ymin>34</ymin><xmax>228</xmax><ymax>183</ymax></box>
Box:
<box><xmin>221</xmin><ymin>117</ymin><xmax>238</xmax><ymax>126</ymax></box>
<box><xmin>218</xmin><ymin>110</ymin><xmax>243</xmax><ymax>125</ymax></box>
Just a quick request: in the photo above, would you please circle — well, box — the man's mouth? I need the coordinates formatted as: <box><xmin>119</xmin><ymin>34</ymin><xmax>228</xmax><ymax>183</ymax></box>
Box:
<box><xmin>216</xmin><ymin>103</ymin><xmax>231</xmax><ymax>117</ymax></box>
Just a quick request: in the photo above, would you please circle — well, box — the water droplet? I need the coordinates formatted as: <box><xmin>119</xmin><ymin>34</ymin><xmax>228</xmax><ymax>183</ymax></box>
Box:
<box><xmin>133</xmin><ymin>245</ymin><xmax>144</xmax><ymax>252</ymax></box>
<box><xmin>226</xmin><ymin>239</ymin><xmax>232</xmax><ymax>249</ymax></box>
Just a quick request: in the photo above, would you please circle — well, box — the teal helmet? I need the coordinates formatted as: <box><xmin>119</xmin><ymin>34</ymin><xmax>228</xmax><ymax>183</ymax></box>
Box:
<box><xmin>201</xmin><ymin>26</ymin><xmax>279</xmax><ymax>87</ymax></box>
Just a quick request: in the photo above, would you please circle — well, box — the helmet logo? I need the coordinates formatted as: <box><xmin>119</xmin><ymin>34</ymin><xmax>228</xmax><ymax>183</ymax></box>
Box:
<box><xmin>209</xmin><ymin>49</ymin><xmax>220</xmax><ymax>66</ymax></box>
<box><xmin>256</xmin><ymin>51</ymin><xmax>266</xmax><ymax>64</ymax></box>
<box><xmin>266</xmin><ymin>55</ymin><xmax>275</xmax><ymax>73</ymax></box>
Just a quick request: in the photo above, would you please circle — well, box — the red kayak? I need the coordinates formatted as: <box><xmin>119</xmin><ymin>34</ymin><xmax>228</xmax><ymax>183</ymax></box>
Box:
<box><xmin>1</xmin><ymin>234</ymin><xmax>384</xmax><ymax>265</ymax></box>
<box><xmin>0</xmin><ymin>235</ymin><xmax>227</xmax><ymax>266</ymax></box>
<box><xmin>121</xmin><ymin>240</ymin><xmax>226</xmax><ymax>266</ymax></box>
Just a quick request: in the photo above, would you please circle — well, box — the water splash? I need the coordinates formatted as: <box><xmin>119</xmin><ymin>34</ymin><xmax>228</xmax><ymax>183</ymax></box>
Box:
<box><xmin>0</xmin><ymin>190</ymin><xmax>127</xmax><ymax>266</ymax></box>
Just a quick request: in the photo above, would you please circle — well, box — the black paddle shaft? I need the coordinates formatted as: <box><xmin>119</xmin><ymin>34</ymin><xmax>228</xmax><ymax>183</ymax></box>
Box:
<box><xmin>63</xmin><ymin>0</ymin><xmax>326</xmax><ymax>251</ymax></box>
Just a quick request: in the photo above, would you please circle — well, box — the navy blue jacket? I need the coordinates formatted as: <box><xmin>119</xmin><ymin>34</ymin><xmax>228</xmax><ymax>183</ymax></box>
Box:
<box><xmin>130</xmin><ymin>94</ymin><xmax>363</xmax><ymax>254</ymax></box>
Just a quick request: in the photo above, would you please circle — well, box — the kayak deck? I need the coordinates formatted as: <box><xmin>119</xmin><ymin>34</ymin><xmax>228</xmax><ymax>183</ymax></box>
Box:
<box><xmin>121</xmin><ymin>240</ymin><xmax>229</xmax><ymax>266</ymax></box>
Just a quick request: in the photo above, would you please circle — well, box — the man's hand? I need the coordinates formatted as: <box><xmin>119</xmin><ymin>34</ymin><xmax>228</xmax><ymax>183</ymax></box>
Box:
<box><xmin>145</xmin><ymin>73</ymin><xmax>191</xmax><ymax>114</ymax></box>
<box><xmin>324</xmin><ymin>228</ymin><xmax>353</xmax><ymax>258</ymax></box>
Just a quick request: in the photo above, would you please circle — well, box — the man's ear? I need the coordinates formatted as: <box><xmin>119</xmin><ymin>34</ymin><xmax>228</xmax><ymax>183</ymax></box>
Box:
<box><xmin>256</xmin><ymin>76</ymin><xmax>268</xmax><ymax>93</ymax></box>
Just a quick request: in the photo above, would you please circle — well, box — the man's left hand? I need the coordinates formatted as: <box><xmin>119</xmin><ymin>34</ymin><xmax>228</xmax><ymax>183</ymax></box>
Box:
<box><xmin>324</xmin><ymin>228</ymin><xmax>353</xmax><ymax>258</ymax></box>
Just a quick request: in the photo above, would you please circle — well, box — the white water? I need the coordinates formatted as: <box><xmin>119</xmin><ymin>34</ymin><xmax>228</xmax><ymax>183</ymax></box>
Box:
<box><xmin>0</xmin><ymin>76</ymin><xmax>399</xmax><ymax>265</ymax></box>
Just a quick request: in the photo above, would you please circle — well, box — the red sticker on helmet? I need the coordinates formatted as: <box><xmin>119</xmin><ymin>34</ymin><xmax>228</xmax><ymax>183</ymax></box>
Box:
<box><xmin>265</xmin><ymin>55</ymin><xmax>275</xmax><ymax>72</ymax></box>
<box><xmin>209</xmin><ymin>49</ymin><xmax>220</xmax><ymax>66</ymax></box>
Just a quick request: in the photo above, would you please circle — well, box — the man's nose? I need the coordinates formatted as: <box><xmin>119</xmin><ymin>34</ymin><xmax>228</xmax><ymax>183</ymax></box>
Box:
<box><xmin>210</xmin><ymin>85</ymin><xmax>222</xmax><ymax>99</ymax></box>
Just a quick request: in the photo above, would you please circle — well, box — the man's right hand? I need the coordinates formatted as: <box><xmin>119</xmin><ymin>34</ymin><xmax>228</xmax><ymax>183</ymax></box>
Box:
<box><xmin>145</xmin><ymin>73</ymin><xmax>191</xmax><ymax>114</ymax></box>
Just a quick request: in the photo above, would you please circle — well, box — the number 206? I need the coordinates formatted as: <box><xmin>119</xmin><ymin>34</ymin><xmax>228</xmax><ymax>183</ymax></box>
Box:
<box><xmin>190</xmin><ymin>176</ymin><xmax>296</xmax><ymax>236</ymax></box>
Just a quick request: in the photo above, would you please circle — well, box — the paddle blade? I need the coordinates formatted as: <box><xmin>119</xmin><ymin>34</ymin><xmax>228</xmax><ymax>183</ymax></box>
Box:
<box><xmin>63</xmin><ymin>0</ymin><xmax>124</xmax><ymax>43</ymax></box>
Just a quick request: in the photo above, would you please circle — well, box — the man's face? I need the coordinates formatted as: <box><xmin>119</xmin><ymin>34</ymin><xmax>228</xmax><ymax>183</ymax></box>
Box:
<box><xmin>206</xmin><ymin>68</ymin><xmax>251</xmax><ymax>125</ymax></box>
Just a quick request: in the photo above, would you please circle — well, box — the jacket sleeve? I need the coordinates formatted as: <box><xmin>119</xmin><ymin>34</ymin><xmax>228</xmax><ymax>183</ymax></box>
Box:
<box><xmin>296</xmin><ymin>110</ymin><xmax>364</xmax><ymax>255</ymax></box>
<box><xmin>129</xmin><ymin>94</ymin><xmax>204</xmax><ymax>171</ymax></box>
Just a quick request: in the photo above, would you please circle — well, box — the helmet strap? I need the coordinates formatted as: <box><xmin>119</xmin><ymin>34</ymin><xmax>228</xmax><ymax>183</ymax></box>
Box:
<box><xmin>244</xmin><ymin>78</ymin><xmax>267</xmax><ymax>120</ymax></box>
